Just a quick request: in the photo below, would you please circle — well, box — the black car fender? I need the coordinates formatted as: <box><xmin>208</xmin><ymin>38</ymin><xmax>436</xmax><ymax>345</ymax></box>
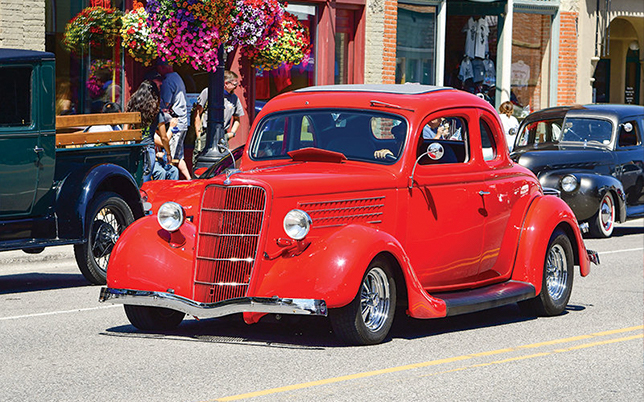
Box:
<box><xmin>538</xmin><ymin>170</ymin><xmax>626</xmax><ymax>223</ymax></box>
<box><xmin>55</xmin><ymin>163</ymin><xmax>144</xmax><ymax>240</ymax></box>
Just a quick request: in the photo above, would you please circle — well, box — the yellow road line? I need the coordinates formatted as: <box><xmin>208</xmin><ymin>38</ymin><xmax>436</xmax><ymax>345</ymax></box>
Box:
<box><xmin>212</xmin><ymin>325</ymin><xmax>643</xmax><ymax>402</ymax></box>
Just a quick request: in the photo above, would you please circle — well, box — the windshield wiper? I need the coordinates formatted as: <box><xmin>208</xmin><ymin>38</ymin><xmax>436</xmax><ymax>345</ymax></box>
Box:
<box><xmin>370</xmin><ymin>100</ymin><xmax>414</xmax><ymax>112</ymax></box>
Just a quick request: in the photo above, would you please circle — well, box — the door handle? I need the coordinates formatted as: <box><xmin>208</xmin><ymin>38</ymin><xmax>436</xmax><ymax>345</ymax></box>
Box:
<box><xmin>33</xmin><ymin>146</ymin><xmax>44</xmax><ymax>153</ymax></box>
<box><xmin>479</xmin><ymin>191</ymin><xmax>491</xmax><ymax>196</ymax></box>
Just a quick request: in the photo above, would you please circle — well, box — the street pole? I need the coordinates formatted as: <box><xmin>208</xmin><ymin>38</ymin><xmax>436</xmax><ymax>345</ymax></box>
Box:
<box><xmin>195</xmin><ymin>44</ymin><xmax>226</xmax><ymax>168</ymax></box>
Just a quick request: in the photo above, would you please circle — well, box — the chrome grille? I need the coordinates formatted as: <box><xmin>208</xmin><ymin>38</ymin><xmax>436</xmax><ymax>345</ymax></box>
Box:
<box><xmin>299</xmin><ymin>196</ymin><xmax>385</xmax><ymax>228</ymax></box>
<box><xmin>195</xmin><ymin>185</ymin><xmax>266</xmax><ymax>303</ymax></box>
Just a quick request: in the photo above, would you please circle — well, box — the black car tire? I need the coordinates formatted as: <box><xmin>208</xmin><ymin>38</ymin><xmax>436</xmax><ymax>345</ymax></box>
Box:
<box><xmin>589</xmin><ymin>192</ymin><xmax>615</xmax><ymax>238</ymax></box>
<box><xmin>330</xmin><ymin>257</ymin><xmax>396</xmax><ymax>345</ymax></box>
<box><xmin>520</xmin><ymin>230</ymin><xmax>574</xmax><ymax>316</ymax></box>
<box><xmin>124</xmin><ymin>305</ymin><xmax>185</xmax><ymax>330</ymax></box>
<box><xmin>74</xmin><ymin>192</ymin><xmax>134</xmax><ymax>285</ymax></box>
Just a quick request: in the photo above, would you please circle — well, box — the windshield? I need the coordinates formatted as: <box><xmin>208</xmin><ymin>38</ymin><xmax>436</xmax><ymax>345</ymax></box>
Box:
<box><xmin>560</xmin><ymin>117</ymin><xmax>613</xmax><ymax>145</ymax></box>
<box><xmin>249</xmin><ymin>110</ymin><xmax>407</xmax><ymax>164</ymax></box>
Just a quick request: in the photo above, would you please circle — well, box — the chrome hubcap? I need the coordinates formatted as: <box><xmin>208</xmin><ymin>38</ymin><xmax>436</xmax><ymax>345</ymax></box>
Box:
<box><xmin>360</xmin><ymin>267</ymin><xmax>390</xmax><ymax>332</ymax></box>
<box><xmin>599</xmin><ymin>195</ymin><xmax>614</xmax><ymax>232</ymax></box>
<box><xmin>546</xmin><ymin>243</ymin><xmax>568</xmax><ymax>301</ymax></box>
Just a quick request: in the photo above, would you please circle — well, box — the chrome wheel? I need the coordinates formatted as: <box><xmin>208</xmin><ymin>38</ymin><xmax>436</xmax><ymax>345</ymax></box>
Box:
<box><xmin>599</xmin><ymin>193</ymin><xmax>615</xmax><ymax>234</ymax></box>
<box><xmin>545</xmin><ymin>243</ymin><xmax>568</xmax><ymax>302</ymax></box>
<box><xmin>330</xmin><ymin>258</ymin><xmax>397</xmax><ymax>345</ymax></box>
<box><xmin>520</xmin><ymin>230</ymin><xmax>574</xmax><ymax>316</ymax></box>
<box><xmin>360</xmin><ymin>267</ymin><xmax>391</xmax><ymax>332</ymax></box>
<box><xmin>590</xmin><ymin>192</ymin><xmax>615</xmax><ymax>238</ymax></box>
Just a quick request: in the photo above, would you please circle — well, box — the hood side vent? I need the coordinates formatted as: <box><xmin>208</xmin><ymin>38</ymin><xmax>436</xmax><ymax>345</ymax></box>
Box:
<box><xmin>300</xmin><ymin>196</ymin><xmax>385</xmax><ymax>228</ymax></box>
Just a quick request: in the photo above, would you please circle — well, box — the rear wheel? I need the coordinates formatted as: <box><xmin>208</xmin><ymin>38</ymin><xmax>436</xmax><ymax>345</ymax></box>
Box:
<box><xmin>330</xmin><ymin>258</ymin><xmax>396</xmax><ymax>345</ymax></box>
<box><xmin>124</xmin><ymin>305</ymin><xmax>185</xmax><ymax>331</ymax></box>
<box><xmin>74</xmin><ymin>192</ymin><xmax>134</xmax><ymax>285</ymax></box>
<box><xmin>521</xmin><ymin>230</ymin><xmax>574</xmax><ymax>316</ymax></box>
<box><xmin>589</xmin><ymin>192</ymin><xmax>615</xmax><ymax>238</ymax></box>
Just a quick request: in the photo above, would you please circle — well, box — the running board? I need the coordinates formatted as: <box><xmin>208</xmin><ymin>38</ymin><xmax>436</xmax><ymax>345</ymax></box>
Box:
<box><xmin>432</xmin><ymin>281</ymin><xmax>536</xmax><ymax>317</ymax></box>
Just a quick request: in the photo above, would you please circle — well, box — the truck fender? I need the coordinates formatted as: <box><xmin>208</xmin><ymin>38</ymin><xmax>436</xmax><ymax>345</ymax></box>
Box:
<box><xmin>539</xmin><ymin>171</ymin><xmax>626</xmax><ymax>223</ymax></box>
<box><xmin>512</xmin><ymin>195</ymin><xmax>591</xmax><ymax>296</ymax></box>
<box><xmin>107</xmin><ymin>215</ymin><xmax>196</xmax><ymax>295</ymax></box>
<box><xmin>250</xmin><ymin>224</ymin><xmax>447</xmax><ymax>320</ymax></box>
<box><xmin>56</xmin><ymin>163</ymin><xmax>144</xmax><ymax>239</ymax></box>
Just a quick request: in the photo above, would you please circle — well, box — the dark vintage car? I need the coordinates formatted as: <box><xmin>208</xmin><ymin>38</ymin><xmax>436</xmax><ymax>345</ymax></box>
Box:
<box><xmin>101</xmin><ymin>85</ymin><xmax>599</xmax><ymax>345</ymax></box>
<box><xmin>511</xmin><ymin>104</ymin><xmax>644</xmax><ymax>238</ymax></box>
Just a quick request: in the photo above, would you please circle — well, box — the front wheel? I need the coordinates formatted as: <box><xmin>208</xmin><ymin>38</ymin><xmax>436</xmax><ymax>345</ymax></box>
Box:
<box><xmin>521</xmin><ymin>230</ymin><xmax>574</xmax><ymax>316</ymax></box>
<box><xmin>124</xmin><ymin>305</ymin><xmax>185</xmax><ymax>331</ymax></box>
<box><xmin>589</xmin><ymin>192</ymin><xmax>615</xmax><ymax>238</ymax></box>
<box><xmin>330</xmin><ymin>258</ymin><xmax>396</xmax><ymax>345</ymax></box>
<box><xmin>74</xmin><ymin>192</ymin><xmax>134</xmax><ymax>285</ymax></box>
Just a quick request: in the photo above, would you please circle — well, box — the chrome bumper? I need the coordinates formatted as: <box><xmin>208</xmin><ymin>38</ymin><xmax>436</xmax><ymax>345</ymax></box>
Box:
<box><xmin>99</xmin><ymin>288</ymin><xmax>328</xmax><ymax>318</ymax></box>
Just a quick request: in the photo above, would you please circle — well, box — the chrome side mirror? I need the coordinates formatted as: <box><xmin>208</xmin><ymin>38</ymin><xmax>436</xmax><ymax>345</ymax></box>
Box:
<box><xmin>621</xmin><ymin>122</ymin><xmax>633</xmax><ymax>133</ymax></box>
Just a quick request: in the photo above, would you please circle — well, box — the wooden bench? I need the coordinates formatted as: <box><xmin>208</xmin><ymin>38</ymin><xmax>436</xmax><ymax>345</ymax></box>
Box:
<box><xmin>55</xmin><ymin>112</ymin><xmax>142</xmax><ymax>147</ymax></box>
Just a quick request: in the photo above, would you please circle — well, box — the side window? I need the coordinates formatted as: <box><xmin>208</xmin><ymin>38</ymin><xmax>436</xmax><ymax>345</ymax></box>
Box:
<box><xmin>417</xmin><ymin>116</ymin><xmax>468</xmax><ymax>165</ymax></box>
<box><xmin>480</xmin><ymin>120</ymin><xmax>497</xmax><ymax>161</ymax></box>
<box><xmin>0</xmin><ymin>66</ymin><xmax>32</xmax><ymax>127</ymax></box>
<box><xmin>617</xmin><ymin>120</ymin><xmax>640</xmax><ymax>147</ymax></box>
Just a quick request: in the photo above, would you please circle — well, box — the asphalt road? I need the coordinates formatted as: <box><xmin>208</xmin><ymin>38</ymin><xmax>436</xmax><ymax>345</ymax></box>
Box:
<box><xmin>1</xmin><ymin>219</ymin><xmax>642</xmax><ymax>402</ymax></box>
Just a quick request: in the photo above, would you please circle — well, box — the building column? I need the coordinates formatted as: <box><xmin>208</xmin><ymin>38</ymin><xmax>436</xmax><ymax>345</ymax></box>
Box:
<box><xmin>435</xmin><ymin>0</ymin><xmax>447</xmax><ymax>86</ymax></box>
<box><xmin>496</xmin><ymin>0</ymin><xmax>513</xmax><ymax>108</ymax></box>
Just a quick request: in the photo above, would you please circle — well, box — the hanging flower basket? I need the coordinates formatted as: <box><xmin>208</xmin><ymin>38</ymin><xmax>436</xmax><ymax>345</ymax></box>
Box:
<box><xmin>145</xmin><ymin>0</ymin><xmax>235</xmax><ymax>72</ymax></box>
<box><xmin>62</xmin><ymin>6</ymin><xmax>123</xmax><ymax>56</ymax></box>
<box><xmin>121</xmin><ymin>7</ymin><xmax>157</xmax><ymax>65</ymax></box>
<box><xmin>249</xmin><ymin>12</ymin><xmax>312</xmax><ymax>71</ymax></box>
<box><xmin>226</xmin><ymin>0</ymin><xmax>284</xmax><ymax>53</ymax></box>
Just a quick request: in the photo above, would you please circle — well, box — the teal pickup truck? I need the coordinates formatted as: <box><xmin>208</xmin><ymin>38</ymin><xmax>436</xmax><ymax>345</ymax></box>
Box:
<box><xmin>0</xmin><ymin>49</ymin><xmax>144</xmax><ymax>284</ymax></box>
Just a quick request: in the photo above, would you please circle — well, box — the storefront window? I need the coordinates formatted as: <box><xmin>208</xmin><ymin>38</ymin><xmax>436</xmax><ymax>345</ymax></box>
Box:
<box><xmin>395</xmin><ymin>3</ymin><xmax>437</xmax><ymax>85</ymax></box>
<box><xmin>511</xmin><ymin>12</ymin><xmax>551</xmax><ymax>113</ymax></box>
<box><xmin>443</xmin><ymin>13</ymin><xmax>498</xmax><ymax>103</ymax></box>
<box><xmin>46</xmin><ymin>0</ymin><xmax>125</xmax><ymax>115</ymax></box>
<box><xmin>256</xmin><ymin>3</ymin><xmax>317</xmax><ymax>101</ymax></box>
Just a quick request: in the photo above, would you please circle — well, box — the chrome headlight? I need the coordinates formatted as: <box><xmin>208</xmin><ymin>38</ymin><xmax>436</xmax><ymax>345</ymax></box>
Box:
<box><xmin>283</xmin><ymin>209</ymin><xmax>312</xmax><ymax>240</ymax></box>
<box><xmin>157</xmin><ymin>202</ymin><xmax>185</xmax><ymax>232</ymax></box>
<box><xmin>561</xmin><ymin>175</ymin><xmax>578</xmax><ymax>192</ymax></box>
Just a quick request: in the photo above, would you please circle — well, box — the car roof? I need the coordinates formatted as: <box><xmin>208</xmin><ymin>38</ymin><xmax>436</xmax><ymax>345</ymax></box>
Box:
<box><xmin>572</xmin><ymin>104</ymin><xmax>644</xmax><ymax>120</ymax></box>
<box><xmin>0</xmin><ymin>48</ymin><xmax>55</xmax><ymax>63</ymax></box>
<box><xmin>294</xmin><ymin>84</ymin><xmax>451</xmax><ymax>95</ymax></box>
<box><xmin>523</xmin><ymin>104</ymin><xmax>644</xmax><ymax>124</ymax></box>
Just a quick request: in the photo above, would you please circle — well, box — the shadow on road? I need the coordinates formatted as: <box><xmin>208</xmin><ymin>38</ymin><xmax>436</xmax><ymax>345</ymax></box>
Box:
<box><xmin>0</xmin><ymin>272</ymin><xmax>90</xmax><ymax>295</ymax></box>
<box><xmin>102</xmin><ymin>302</ymin><xmax>585</xmax><ymax>348</ymax></box>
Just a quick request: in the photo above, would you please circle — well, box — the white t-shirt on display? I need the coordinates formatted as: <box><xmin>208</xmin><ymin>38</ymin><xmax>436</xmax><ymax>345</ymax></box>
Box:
<box><xmin>475</xmin><ymin>18</ymin><xmax>490</xmax><ymax>59</ymax></box>
<box><xmin>462</xmin><ymin>17</ymin><xmax>477</xmax><ymax>59</ymax></box>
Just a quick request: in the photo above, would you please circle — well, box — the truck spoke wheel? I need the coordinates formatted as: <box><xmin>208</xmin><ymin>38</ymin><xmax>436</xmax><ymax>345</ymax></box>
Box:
<box><xmin>74</xmin><ymin>192</ymin><xmax>134</xmax><ymax>285</ymax></box>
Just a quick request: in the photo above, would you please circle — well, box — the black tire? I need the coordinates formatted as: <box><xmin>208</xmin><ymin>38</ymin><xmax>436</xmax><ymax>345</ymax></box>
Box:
<box><xmin>330</xmin><ymin>257</ymin><xmax>396</xmax><ymax>345</ymax></box>
<box><xmin>74</xmin><ymin>192</ymin><xmax>134</xmax><ymax>285</ymax></box>
<box><xmin>124</xmin><ymin>305</ymin><xmax>185</xmax><ymax>331</ymax></box>
<box><xmin>588</xmin><ymin>192</ymin><xmax>615</xmax><ymax>238</ymax></box>
<box><xmin>521</xmin><ymin>230</ymin><xmax>574</xmax><ymax>316</ymax></box>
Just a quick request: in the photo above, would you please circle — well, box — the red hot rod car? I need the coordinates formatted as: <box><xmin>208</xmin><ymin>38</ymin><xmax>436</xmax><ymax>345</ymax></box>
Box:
<box><xmin>100</xmin><ymin>85</ymin><xmax>599</xmax><ymax>345</ymax></box>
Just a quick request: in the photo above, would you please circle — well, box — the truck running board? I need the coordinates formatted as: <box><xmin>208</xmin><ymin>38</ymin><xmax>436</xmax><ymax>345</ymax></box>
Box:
<box><xmin>432</xmin><ymin>281</ymin><xmax>536</xmax><ymax>317</ymax></box>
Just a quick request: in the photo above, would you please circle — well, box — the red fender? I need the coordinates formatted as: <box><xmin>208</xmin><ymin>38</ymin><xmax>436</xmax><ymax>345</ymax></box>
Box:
<box><xmin>107</xmin><ymin>215</ymin><xmax>196</xmax><ymax>297</ymax></box>
<box><xmin>512</xmin><ymin>195</ymin><xmax>591</xmax><ymax>296</ymax></box>
<box><xmin>244</xmin><ymin>224</ymin><xmax>446</xmax><ymax>324</ymax></box>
